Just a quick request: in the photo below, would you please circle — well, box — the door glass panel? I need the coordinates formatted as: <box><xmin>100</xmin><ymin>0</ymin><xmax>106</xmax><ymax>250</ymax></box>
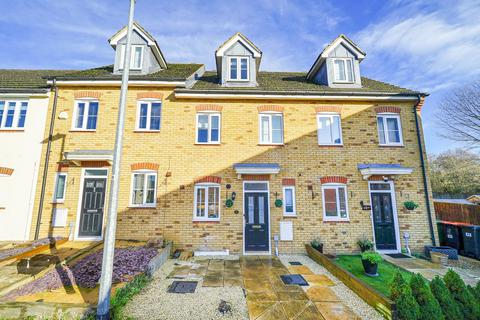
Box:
<box><xmin>370</xmin><ymin>183</ymin><xmax>390</xmax><ymax>191</ymax></box>
<box><xmin>382</xmin><ymin>194</ymin><xmax>392</xmax><ymax>223</ymax></box>
<box><xmin>85</xmin><ymin>169</ymin><xmax>108</xmax><ymax>176</ymax></box>
<box><xmin>86</xmin><ymin>181</ymin><xmax>95</xmax><ymax>188</ymax></box>
<box><xmin>244</xmin><ymin>183</ymin><xmax>268</xmax><ymax>191</ymax></box>
<box><xmin>372</xmin><ymin>195</ymin><xmax>382</xmax><ymax>223</ymax></box>
<box><xmin>258</xmin><ymin>196</ymin><xmax>265</xmax><ymax>224</ymax></box>
<box><xmin>248</xmin><ymin>196</ymin><xmax>254</xmax><ymax>224</ymax></box>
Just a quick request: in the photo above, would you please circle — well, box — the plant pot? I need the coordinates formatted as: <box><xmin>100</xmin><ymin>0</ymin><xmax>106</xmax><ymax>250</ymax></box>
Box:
<box><xmin>313</xmin><ymin>243</ymin><xmax>323</xmax><ymax>253</ymax></box>
<box><xmin>361</xmin><ymin>259</ymin><xmax>379</xmax><ymax>276</ymax></box>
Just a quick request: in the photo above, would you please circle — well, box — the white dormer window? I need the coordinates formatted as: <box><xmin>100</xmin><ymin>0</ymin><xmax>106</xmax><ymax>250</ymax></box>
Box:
<box><xmin>333</xmin><ymin>58</ymin><xmax>354</xmax><ymax>83</ymax></box>
<box><xmin>120</xmin><ymin>45</ymin><xmax>144</xmax><ymax>70</ymax></box>
<box><xmin>229</xmin><ymin>57</ymin><xmax>249</xmax><ymax>81</ymax></box>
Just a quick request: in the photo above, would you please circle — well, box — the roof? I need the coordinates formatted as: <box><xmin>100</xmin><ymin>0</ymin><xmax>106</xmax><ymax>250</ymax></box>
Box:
<box><xmin>187</xmin><ymin>71</ymin><xmax>421</xmax><ymax>95</ymax></box>
<box><xmin>52</xmin><ymin>64</ymin><xmax>203</xmax><ymax>81</ymax></box>
<box><xmin>215</xmin><ymin>32</ymin><xmax>262</xmax><ymax>57</ymax></box>
<box><xmin>0</xmin><ymin>69</ymin><xmax>74</xmax><ymax>93</ymax></box>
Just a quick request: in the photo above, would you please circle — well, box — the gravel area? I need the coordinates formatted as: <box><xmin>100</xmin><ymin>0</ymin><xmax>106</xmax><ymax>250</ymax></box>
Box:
<box><xmin>279</xmin><ymin>254</ymin><xmax>384</xmax><ymax>320</ymax></box>
<box><xmin>123</xmin><ymin>259</ymin><xmax>248</xmax><ymax>320</ymax></box>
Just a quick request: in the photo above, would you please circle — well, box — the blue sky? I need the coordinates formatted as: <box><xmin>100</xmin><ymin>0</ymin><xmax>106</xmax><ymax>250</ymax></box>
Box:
<box><xmin>1</xmin><ymin>0</ymin><xmax>479</xmax><ymax>154</ymax></box>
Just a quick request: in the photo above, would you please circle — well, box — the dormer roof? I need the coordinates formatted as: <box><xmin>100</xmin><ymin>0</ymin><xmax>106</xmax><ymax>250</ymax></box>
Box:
<box><xmin>215</xmin><ymin>32</ymin><xmax>262</xmax><ymax>58</ymax></box>
<box><xmin>306</xmin><ymin>34</ymin><xmax>365</xmax><ymax>80</ymax></box>
<box><xmin>108</xmin><ymin>21</ymin><xmax>167</xmax><ymax>69</ymax></box>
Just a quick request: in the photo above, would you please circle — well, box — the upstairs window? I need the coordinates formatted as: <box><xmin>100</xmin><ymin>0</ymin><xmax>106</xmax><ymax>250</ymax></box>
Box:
<box><xmin>317</xmin><ymin>114</ymin><xmax>342</xmax><ymax>145</ymax></box>
<box><xmin>196</xmin><ymin>113</ymin><xmax>220</xmax><ymax>144</ymax></box>
<box><xmin>136</xmin><ymin>101</ymin><xmax>161</xmax><ymax>131</ymax></box>
<box><xmin>72</xmin><ymin>100</ymin><xmax>99</xmax><ymax>131</ymax></box>
<box><xmin>120</xmin><ymin>45</ymin><xmax>144</xmax><ymax>70</ymax></box>
<box><xmin>229</xmin><ymin>57</ymin><xmax>249</xmax><ymax>81</ymax></box>
<box><xmin>377</xmin><ymin>114</ymin><xmax>403</xmax><ymax>145</ymax></box>
<box><xmin>53</xmin><ymin>173</ymin><xmax>67</xmax><ymax>203</ymax></box>
<box><xmin>130</xmin><ymin>171</ymin><xmax>157</xmax><ymax>207</ymax></box>
<box><xmin>259</xmin><ymin>113</ymin><xmax>283</xmax><ymax>144</ymax></box>
<box><xmin>194</xmin><ymin>184</ymin><xmax>220</xmax><ymax>221</ymax></box>
<box><xmin>0</xmin><ymin>101</ymin><xmax>28</xmax><ymax>129</ymax></box>
<box><xmin>333</xmin><ymin>58</ymin><xmax>354</xmax><ymax>83</ymax></box>
<box><xmin>322</xmin><ymin>184</ymin><xmax>349</xmax><ymax>221</ymax></box>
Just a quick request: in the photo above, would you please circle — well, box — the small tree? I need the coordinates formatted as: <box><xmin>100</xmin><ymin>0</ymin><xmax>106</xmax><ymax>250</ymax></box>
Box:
<box><xmin>409</xmin><ymin>274</ymin><xmax>444</xmax><ymax>320</ymax></box>
<box><xmin>467</xmin><ymin>283</ymin><xmax>480</xmax><ymax>303</ymax></box>
<box><xmin>430</xmin><ymin>276</ymin><xmax>463</xmax><ymax>320</ymax></box>
<box><xmin>390</xmin><ymin>271</ymin><xmax>420</xmax><ymax>320</ymax></box>
<box><xmin>444</xmin><ymin>269</ymin><xmax>480</xmax><ymax>320</ymax></box>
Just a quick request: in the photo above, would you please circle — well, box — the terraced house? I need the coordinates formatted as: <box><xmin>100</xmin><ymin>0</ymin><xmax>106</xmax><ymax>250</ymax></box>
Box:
<box><xmin>25</xmin><ymin>23</ymin><xmax>437</xmax><ymax>255</ymax></box>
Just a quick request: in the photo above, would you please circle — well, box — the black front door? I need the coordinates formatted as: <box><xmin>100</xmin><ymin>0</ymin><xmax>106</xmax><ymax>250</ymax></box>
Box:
<box><xmin>371</xmin><ymin>192</ymin><xmax>397</xmax><ymax>250</ymax></box>
<box><xmin>244</xmin><ymin>192</ymin><xmax>269</xmax><ymax>252</ymax></box>
<box><xmin>79</xmin><ymin>178</ymin><xmax>106</xmax><ymax>237</ymax></box>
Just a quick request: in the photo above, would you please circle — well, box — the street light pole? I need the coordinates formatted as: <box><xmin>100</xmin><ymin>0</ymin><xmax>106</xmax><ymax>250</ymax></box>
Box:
<box><xmin>96</xmin><ymin>0</ymin><xmax>136</xmax><ymax>319</ymax></box>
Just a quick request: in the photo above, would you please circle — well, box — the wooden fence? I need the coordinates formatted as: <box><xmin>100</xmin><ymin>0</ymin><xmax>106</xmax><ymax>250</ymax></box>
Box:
<box><xmin>434</xmin><ymin>201</ymin><xmax>480</xmax><ymax>225</ymax></box>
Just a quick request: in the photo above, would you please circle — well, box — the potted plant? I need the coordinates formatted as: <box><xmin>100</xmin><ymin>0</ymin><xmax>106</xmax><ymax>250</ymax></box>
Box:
<box><xmin>357</xmin><ymin>237</ymin><xmax>374</xmax><ymax>252</ymax></box>
<box><xmin>361</xmin><ymin>251</ymin><xmax>382</xmax><ymax>276</ymax></box>
<box><xmin>403</xmin><ymin>201</ymin><xmax>419</xmax><ymax>211</ymax></box>
<box><xmin>310</xmin><ymin>238</ymin><xmax>323</xmax><ymax>253</ymax></box>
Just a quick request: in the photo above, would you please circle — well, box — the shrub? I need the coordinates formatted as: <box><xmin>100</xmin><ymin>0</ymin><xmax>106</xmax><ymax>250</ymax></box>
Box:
<box><xmin>409</xmin><ymin>274</ymin><xmax>444</xmax><ymax>320</ymax></box>
<box><xmin>310</xmin><ymin>238</ymin><xmax>323</xmax><ymax>252</ymax></box>
<box><xmin>390</xmin><ymin>271</ymin><xmax>420</xmax><ymax>320</ymax></box>
<box><xmin>467</xmin><ymin>283</ymin><xmax>480</xmax><ymax>303</ymax></box>
<box><xmin>361</xmin><ymin>251</ymin><xmax>382</xmax><ymax>264</ymax></box>
<box><xmin>357</xmin><ymin>237</ymin><xmax>374</xmax><ymax>252</ymax></box>
<box><xmin>430</xmin><ymin>276</ymin><xmax>463</xmax><ymax>320</ymax></box>
<box><xmin>444</xmin><ymin>269</ymin><xmax>480</xmax><ymax>320</ymax></box>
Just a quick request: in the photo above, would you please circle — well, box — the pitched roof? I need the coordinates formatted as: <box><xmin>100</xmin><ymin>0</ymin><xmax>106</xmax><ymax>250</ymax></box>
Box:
<box><xmin>0</xmin><ymin>69</ymin><xmax>75</xmax><ymax>93</ymax></box>
<box><xmin>215</xmin><ymin>32</ymin><xmax>262</xmax><ymax>57</ymax></box>
<box><xmin>187</xmin><ymin>71</ymin><xmax>421</xmax><ymax>95</ymax></box>
<box><xmin>52</xmin><ymin>64</ymin><xmax>203</xmax><ymax>81</ymax></box>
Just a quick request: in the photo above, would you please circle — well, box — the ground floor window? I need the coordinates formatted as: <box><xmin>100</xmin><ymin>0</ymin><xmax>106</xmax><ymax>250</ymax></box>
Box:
<box><xmin>322</xmin><ymin>184</ymin><xmax>349</xmax><ymax>221</ymax></box>
<box><xmin>194</xmin><ymin>184</ymin><xmax>220</xmax><ymax>221</ymax></box>
<box><xmin>130</xmin><ymin>172</ymin><xmax>157</xmax><ymax>207</ymax></box>
<box><xmin>53</xmin><ymin>173</ymin><xmax>67</xmax><ymax>203</ymax></box>
<box><xmin>282</xmin><ymin>186</ymin><xmax>296</xmax><ymax>216</ymax></box>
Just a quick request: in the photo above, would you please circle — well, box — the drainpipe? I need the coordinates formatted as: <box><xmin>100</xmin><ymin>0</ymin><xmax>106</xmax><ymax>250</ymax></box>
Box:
<box><xmin>413</xmin><ymin>95</ymin><xmax>436</xmax><ymax>246</ymax></box>
<box><xmin>34</xmin><ymin>78</ymin><xmax>59</xmax><ymax>240</ymax></box>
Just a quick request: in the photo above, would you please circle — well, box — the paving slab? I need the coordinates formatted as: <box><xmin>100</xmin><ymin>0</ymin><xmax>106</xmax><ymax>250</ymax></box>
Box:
<box><xmin>287</xmin><ymin>265</ymin><xmax>314</xmax><ymax>275</ymax></box>
<box><xmin>303</xmin><ymin>274</ymin><xmax>335</xmax><ymax>287</ymax></box>
<box><xmin>315</xmin><ymin>302</ymin><xmax>360</xmax><ymax>320</ymax></box>
<box><xmin>306</xmin><ymin>286</ymin><xmax>341</xmax><ymax>302</ymax></box>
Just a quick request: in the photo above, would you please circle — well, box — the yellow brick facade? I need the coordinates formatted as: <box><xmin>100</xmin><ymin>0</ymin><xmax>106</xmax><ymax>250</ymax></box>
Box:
<box><xmin>29</xmin><ymin>85</ymin><xmax>438</xmax><ymax>254</ymax></box>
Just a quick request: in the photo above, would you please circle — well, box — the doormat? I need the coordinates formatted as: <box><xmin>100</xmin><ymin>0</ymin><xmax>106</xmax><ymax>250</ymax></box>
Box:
<box><xmin>386</xmin><ymin>253</ymin><xmax>411</xmax><ymax>259</ymax></box>
<box><xmin>280</xmin><ymin>274</ymin><xmax>309</xmax><ymax>286</ymax></box>
<box><xmin>167</xmin><ymin>281</ymin><xmax>198</xmax><ymax>294</ymax></box>
<box><xmin>289</xmin><ymin>261</ymin><xmax>303</xmax><ymax>265</ymax></box>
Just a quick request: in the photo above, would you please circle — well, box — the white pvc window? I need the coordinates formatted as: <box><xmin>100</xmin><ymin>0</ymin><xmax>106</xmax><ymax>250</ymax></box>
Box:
<box><xmin>53</xmin><ymin>173</ymin><xmax>67</xmax><ymax>203</ymax></box>
<box><xmin>259</xmin><ymin>113</ymin><xmax>283</xmax><ymax>144</ymax></box>
<box><xmin>322</xmin><ymin>184</ymin><xmax>349</xmax><ymax>221</ymax></box>
<box><xmin>229</xmin><ymin>57</ymin><xmax>249</xmax><ymax>81</ymax></box>
<box><xmin>193</xmin><ymin>184</ymin><xmax>220</xmax><ymax>221</ymax></box>
<box><xmin>317</xmin><ymin>114</ymin><xmax>342</xmax><ymax>145</ymax></box>
<box><xmin>130</xmin><ymin>172</ymin><xmax>157</xmax><ymax>207</ymax></box>
<box><xmin>283</xmin><ymin>186</ymin><xmax>296</xmax><ymax>216</ymax></box>
<box><xmin>377</xmin><ymin>114</ymin><xmax>403</xmax><ymax>145</ymax></box>
<box><xmin>333</xmin><ymin>58</ymin><xmax>354</xmax><ymax>83</ymax></box>
<box><xmin>120</xmin><ymin>45</ymin><xmax>144</xmax><ymax>70</ymax></box>
<box><xmin>72</xmin><ymin>100</ymin><xmax>99</xmax><ymax>131</ymax></box>
<box><xmin>136</xmin><ymin>100</ymin><xmax>161</xmax><ymax>131</ymax></box>
<box><xmin>196</xmin><ymin>113</ymin><xmax>221</xmax><ymax>144</ymax></box>
<box><xmin>0</xmin><ymin>100</ymin><xmax>28</xmax><ymax>129</ymax></box>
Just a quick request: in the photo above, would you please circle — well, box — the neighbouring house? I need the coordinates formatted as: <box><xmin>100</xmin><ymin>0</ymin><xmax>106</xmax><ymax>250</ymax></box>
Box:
<box><xmin>26</xmin><ymin>22</ymin><xmax>438</xmax><ymax>254</ymax></box>
<box><xmin>0</xmin><ymin>70</ymin><xmax>71</xmax><ymax>240</ymax></box>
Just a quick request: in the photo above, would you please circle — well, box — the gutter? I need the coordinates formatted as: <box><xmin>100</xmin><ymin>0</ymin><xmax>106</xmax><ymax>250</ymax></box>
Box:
<box><xmin>34</xmin><ymin>78</ymin><xmax>59</xmax><ymax>240</ymax></box>
<box><xmin>413</xmin><ymin>94</ymin><xmax>436</xmax><ymax>246</ymax></box>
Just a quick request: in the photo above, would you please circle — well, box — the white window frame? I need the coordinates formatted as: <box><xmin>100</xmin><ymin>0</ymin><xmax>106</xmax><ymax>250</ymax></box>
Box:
<box><xmin>228</xmin><ymin>56</ymin><xmax>249</xmax><ymax>81</ymax></box>
<box><xmin>317</xmin><ymin>113</ymin><xmax>343</xmax><ymax>145</ymax></box>
<box><xmin>193</xmin><ymin>183</ymin><xmax>221</xmax><ymax>221</ymax></box>
<box><xmin>332</xmin><ymin>58</ymin><xmax>354</xmax><ymax>83</ymax></box>
<box><xmin>71</xmin><ymin>99</ymin><xmax>99</xmax><ymax>131</ymax></box>
<box><xmin>0</xmin><ymin>100</ymin><xmax>29</xmax><ymax>130</ymax></box>
<box><xmin>53</xmin><ymin>172</ymin><xmax>67</xmax><ymax>203</ymax></box>
<box><xmin>258</xmin><ymin>112</ymin><xmax>284</xmax><ymax>145</ymax></box>
<box><xmin>120</xmin><ymin>45</ymin><xmax>144</xmax><ymax>70</ymax></box>
<box><xmin>377</xmin><ymin>113</ymin><xmax>404</xmax><ymax>146</ymax></box>
<box><xmin>135</xmin><ymin>100</ymin><xmax>162</xmax><ymax>131</ymax></box>
<box><xmin>195</xmin><ymin>112</ymin><xmax>221</xmax><ymax>144</ymax></box>
<box><xmin>282</xmin><ymin>186</ymin><xmax>296</xmax><ymax>216</ymax></box>
<box><xmin>129</xmin><ymin>171</ymin><xmax>157</xmax><ymax>207</ymax></box>
<box><xmin>321</xmin><ymin>183</ymin><xmax>349</xmax><ymax>221</ymax></box>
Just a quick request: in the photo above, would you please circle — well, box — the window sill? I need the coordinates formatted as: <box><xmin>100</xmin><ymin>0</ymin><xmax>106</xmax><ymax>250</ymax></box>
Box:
<box><xmin>69</xmin><ymin>129</ymin><xmax>97</xmax><ymax>132</ymax></box>
<box><xmin>283</xmin><ymin>214</ymin><xmax>297</xmax><ymax>218</ymax></box>
<box><xmin>379</xmin><ymin>144</ymin><xmax>404</xmax><ymax>148</ymax></box>
<box><xmin>194</xmin><ymin>143</ymin><xmax>221</xmax><ymax>146</ymax></box>
<box><xmin>258</xmin><ymin>143</ymin><xmax>284</xmax><ymax>146</ymax></box>
<box><xmin>318</xmin><ymin>144</ymin><xmax>343</xmax><ymax>147</ymax></box>
<box><xmin>0</xmin><ymin>129</ymin><xmax>25</xmax><ymax>132</ymax></box>
<box><xmin>323</xmin><ymin>219</ymin><xmax>350</xmax><ymax>223</ymax></box>
<box><xmin>193</xmin><ymin>220</ymin><xmax>220</xmax><ymax>223</ymax></box>
<box><xmin>133</xmin><ymin>130</ymin><xmax>160</xmax><ymax>133</ymax></box>
<box><xmin>51</xmin><ymin>201</ymin><xmax>65</xmax><ymax>204</ymax></box>
<box><xmin>128</xmin><ymin>205</ymin><xmax>157</xmax><ymax>209</ymax></box>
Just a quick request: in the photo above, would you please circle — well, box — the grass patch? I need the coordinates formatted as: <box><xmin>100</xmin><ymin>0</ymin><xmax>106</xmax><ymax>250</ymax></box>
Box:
<box><xmin>110</xmin><ymin>274</ymin><xmax>151</xmax><ymax>319</ymax></box>
<box><xmin>335</xmin><ymin>255</ymin><xmax>412</xmax><ymax>296</ymax></box>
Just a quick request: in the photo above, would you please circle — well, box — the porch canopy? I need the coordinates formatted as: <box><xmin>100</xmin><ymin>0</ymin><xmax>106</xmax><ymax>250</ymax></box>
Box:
<box><xmin>64</xmin><ymin>150</ymin><xmax>113</xmax><ymax>166</ymax></box>
<box><xmin>357</xmin><ymin>163</ymin><xmax>413</xmax><ymax>180</ymax></box>
<box><xmin>233</xmin><ymin>163</ymin><xmax>280</xmax><ymax>178</ymax></box>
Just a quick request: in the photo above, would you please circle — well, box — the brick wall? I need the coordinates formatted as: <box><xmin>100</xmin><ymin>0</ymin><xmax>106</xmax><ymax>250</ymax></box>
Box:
<box><xmin>30</xmin><ymin>86</ymin><xmax>438</xmax><ymax>254</ymax></box>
